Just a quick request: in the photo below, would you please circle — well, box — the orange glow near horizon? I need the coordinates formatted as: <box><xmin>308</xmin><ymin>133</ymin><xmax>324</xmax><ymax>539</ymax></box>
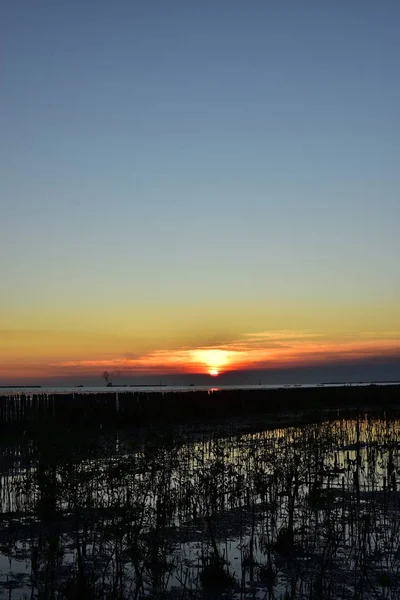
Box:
<box><xmin>1</xmin><ymin>329</ymin><xmax>400</xmax><ymax>382</ymax></box>
<box><xmin>190</xmin><ymin>348</ymin><xmax>233</xmax><ymax>374</ymax></box>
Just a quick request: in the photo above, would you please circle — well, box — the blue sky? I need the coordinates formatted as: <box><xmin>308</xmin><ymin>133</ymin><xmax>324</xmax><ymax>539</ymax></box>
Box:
<box><xmin>1</xmin><ymin>1</ymin><xmax>399</xmax><ymax>383</ymax></box>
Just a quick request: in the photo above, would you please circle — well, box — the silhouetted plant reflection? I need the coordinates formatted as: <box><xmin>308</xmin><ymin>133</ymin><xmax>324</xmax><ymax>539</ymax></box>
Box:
<box><xmin>3</xmin><ymin>412</ymin><xmax>400</xmax><ymax>597</ymax></box>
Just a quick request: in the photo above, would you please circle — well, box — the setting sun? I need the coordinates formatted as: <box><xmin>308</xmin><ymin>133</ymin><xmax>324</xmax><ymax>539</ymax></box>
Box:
<box><xmin>191</xmin><ymin>348</ymin><xmax>231</xmax><ymax>374</ymax></box>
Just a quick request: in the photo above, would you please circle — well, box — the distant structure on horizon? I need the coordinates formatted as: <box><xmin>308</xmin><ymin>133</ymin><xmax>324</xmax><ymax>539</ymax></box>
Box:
<box><xmin>103</xmin><ymin>371</ymin><xmax>113</xmax><ymax>387</ymax></box>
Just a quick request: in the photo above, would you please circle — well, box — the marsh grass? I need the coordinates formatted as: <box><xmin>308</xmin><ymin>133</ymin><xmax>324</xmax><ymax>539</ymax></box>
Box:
<box><xmin>1</xmin><ymin>409</ymin><xmax>400</xmax><ymax>598</ymax></box>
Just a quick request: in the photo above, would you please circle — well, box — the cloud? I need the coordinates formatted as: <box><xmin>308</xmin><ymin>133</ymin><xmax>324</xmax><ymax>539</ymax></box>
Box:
<box><xmin>244</xmin><ymin>330</ymin><xmax>323</xmax><ymax>341</ymax></box>
<box><xmin>50</xmin><ymin>329</ymin><xmax>400</xmax><ymax>378</ymax></box>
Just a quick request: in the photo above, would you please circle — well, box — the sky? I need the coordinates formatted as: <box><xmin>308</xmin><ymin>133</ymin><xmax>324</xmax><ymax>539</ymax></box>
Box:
<box><xmin>1</xmin><ymin>1</ymin><xmax>399</xmax><ymax>385</ymax></box>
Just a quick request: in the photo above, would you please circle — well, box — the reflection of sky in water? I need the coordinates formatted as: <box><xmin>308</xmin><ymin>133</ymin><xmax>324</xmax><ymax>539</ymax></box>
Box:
<box><xmin>2</xmin><ymin>417</ymin><xmax>400</xmax><ymax>598</ymax></box>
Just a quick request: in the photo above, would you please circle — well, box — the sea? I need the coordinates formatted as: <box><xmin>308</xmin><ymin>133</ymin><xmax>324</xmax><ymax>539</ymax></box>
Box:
<box><xmin>0</xmin><ymin>381</ymin><xmax>399</xmax><ymax>396</ymax></box>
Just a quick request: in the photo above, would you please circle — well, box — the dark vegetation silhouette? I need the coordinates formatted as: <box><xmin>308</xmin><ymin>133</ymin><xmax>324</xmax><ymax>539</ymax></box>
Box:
<box><xmin>1</xmin><ymin>388</ymin><xmax>400</xmax><ymax>597</ymax></box>
<box><xmin>1</xmin><ymin>384</ymin><xmax>400</xmax><ymax>435</ymax></box>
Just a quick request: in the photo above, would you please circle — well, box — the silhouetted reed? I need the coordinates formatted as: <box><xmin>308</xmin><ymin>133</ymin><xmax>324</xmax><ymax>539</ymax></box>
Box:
<box><xmin>2</xmin><ymin>405</ymin><xmax>400</xmax><ymax>597</ymax></box>
<box><xmin>1</xmin><ymin>384</ymin><xmax>400</xmax><ymax>436</ymax></box>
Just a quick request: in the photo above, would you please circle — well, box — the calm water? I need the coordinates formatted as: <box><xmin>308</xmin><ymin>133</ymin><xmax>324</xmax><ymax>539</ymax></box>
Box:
<box><xmin>1</xmin><ymin>381</ymin><xmax>399</xmax><ymax>396</ymax></box>
<box><xmin>1</xmin><ymin>414</ymin><xmax>400</xmax><ymax>598</ymax></box>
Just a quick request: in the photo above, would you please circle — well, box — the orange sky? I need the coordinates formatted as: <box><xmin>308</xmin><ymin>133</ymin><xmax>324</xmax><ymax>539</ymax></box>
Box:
<box><xmin>55</xmin><ymin>331</ymin><xmax>400</xmax><ymax>376</ymax></box>
<box><xmin>2</xmin><ymin>325</ymin><xmax>400</xmax><ymax>383</ymax></box>
<box><xmin>2</xmin><ymin>300</ymin><xmax>400</xmax><ymax>383</ymax></box>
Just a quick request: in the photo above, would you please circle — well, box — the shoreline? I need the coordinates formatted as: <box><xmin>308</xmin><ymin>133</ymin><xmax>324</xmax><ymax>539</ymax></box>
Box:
<box><xmin>0</xmin><ymin>383</ymin><xmax>399</xmax><ymax>435</ymax></box>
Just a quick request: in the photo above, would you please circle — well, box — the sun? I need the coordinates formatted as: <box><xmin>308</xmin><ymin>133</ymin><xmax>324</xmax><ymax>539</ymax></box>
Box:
<box><xmin>191</xmin><ymin>349</ymin><xmax>230</xmax><ymax>375</ymax></box>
